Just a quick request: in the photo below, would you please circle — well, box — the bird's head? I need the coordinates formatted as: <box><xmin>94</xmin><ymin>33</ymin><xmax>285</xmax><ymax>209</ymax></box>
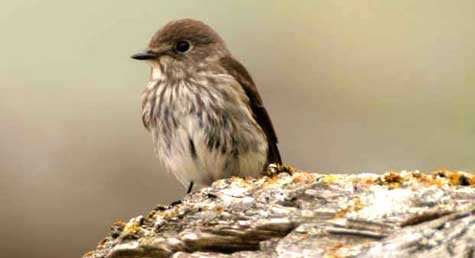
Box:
<box><xmin>131</xmin><ymin>19</ymin><xmax>230</xmax><ymax>79</ymax></box>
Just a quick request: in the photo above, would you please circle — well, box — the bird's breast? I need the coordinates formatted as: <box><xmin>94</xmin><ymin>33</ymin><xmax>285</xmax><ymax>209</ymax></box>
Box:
<box><xmin>141</xmin><ymin>75</ymin><xmax>268</xmax><ymax>186</ymax></box>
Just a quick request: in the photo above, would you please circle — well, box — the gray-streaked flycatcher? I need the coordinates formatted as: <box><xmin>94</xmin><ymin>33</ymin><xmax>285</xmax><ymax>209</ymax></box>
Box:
<box><xmin>131</xmin><ymin>19</ymin><xmax>281</xmax><ymax>192</ymax></box>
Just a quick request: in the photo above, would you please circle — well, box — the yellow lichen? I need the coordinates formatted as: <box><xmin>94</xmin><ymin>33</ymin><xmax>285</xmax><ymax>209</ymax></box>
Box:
<box><xmin>293</xmin><ymin>174</ymin><xmax>306</xmax><ymax>183</ymax></box>
<box><xmin>411</xmin><ymin>171</ymin><xmax>422</xmax><ymax>178</ymax></box>
<box><xmin>431</xmin><ymin>169</ymin><xmax>475</xmax><ymax>186</ymax></box>
<box><xmin>324</xmin><ymin>253</ymin><xmax>344</xmax><ymax>258</ymax></box>
<box><xmin>326</xmin><ymin>242</ymin><xmax>345</xmax><ymax>250</ymax></box>
<box><xmin>361</xmin><ymin>177</ymin><xmax>375</xmax><ymax>185</ymax></box>
<box><xmin>375</xmin><ymin>172</ymin><xmax>403</xmax><ymax>188</ymax></box>
<box><xmin>448</xmin><ymin>172</ymin><xmax>474</xmax><ymax>186</ymax></box>
<box><xmin>231</xmin><ymin>176</ymin><xmax>250</xmax><ymax>186</ymax></box>
<box><xmin>418</xmin><ymin>174</ymin><xmax>443</xmax><ymax>187</ymax></box>
<box><xmin>324</xmin><ymin>175</ymin><xmax>340</xmax><ymax>184</ymax></box>
<box><xmin>112</xmin><ymin>220</ymin><xmax>126</xmax><ymax>228</ymax></box>
<box><xmin>124</xmin><ymin>224</ymin><xmax>140</xmax><ymax>235</ymax></box>
<box><xmin>264</xmin><ymin>175</ymin><xmax>280</xmax><ymax>185</ymax></box>
<box><xmin>214</xmin><ymin>205</ymin><xmax>224</xmax><ymax>213</ymax></box>
<box><xmin>334</xmin><ymin>197</ymin><xmax>364</xmax><ymax>218</ymax></box>
<box><xmin>122</xmin><ymin>222</ymin><xmax>141</xmax><ymax>236</ymax></box>
<box><xmin>283</xmin><ymin>165</ymin><xmax>298</xmax><ymax>175</ymax></box>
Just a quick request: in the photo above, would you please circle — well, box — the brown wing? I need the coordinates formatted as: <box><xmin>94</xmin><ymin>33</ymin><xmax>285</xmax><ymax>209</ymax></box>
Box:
<box><xmin>220</xmin><ymin>56</ymin><xmax>282</xmax><ymax>165</ymax></box>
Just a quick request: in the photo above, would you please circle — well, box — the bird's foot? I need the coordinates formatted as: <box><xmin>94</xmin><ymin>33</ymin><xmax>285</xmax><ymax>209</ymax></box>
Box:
<box><xmin>263</xmin><ymin>163</ymin><xmax>296</xmax><ymax>177</ymax></box>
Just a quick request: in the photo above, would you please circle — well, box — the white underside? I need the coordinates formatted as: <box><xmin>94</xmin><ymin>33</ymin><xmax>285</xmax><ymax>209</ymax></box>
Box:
<box><xmin>147</xmin><ymin>65</ymin><xmax>268</xmax><ymax>190</ymax></box>
<box><xmin>153</xmin><ymin>116</ymin><xmax>267</xmax><ymax>189</ymax></box>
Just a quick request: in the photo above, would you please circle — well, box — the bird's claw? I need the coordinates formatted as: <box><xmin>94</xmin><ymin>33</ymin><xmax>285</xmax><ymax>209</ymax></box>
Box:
<box><xmin>264</xmin><ymin>163</ymin><xmax>296</xmax><ymax>177</ymax></box>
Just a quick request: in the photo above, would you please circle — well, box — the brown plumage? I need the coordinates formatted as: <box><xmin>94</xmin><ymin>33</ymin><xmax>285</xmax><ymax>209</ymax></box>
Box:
<box><xmin>219</xmin><ymin>56</ymin><xmax>282</xmax><ymax>165</ymax></box>
<box><xmin>132</xmin><ymin>19</ymin><xmax>281</xmax><ymax>191</ymax></box>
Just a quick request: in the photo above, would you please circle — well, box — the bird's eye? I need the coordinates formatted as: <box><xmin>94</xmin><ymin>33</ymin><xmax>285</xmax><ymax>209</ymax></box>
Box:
<box><xmin>175</xmin><ymin>41</ymin><xmax>191</xmax><ymax>53</ymax></box>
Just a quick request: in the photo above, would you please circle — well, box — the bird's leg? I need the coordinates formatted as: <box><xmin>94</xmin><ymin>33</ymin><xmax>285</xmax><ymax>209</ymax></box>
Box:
<box><xmin>186</xmin><ymin>181</ymin><xmax>194</xmax><ymax>194</ymax></box>
<box><xmin>168</xmin><ymin>181</ymin><xmax>194</xmax><ymax>207</ymax></box>
<box><xmin>263</xmin><ymin>163</ymin><xmax>296</xmax><ymax>177</ymax></box>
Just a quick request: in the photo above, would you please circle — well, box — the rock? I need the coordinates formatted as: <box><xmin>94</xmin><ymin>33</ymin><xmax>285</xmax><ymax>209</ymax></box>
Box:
<box><xmin>83</xmin><ymin>169</ymin><xmax>475</xmax><ymax>258</ymax></box>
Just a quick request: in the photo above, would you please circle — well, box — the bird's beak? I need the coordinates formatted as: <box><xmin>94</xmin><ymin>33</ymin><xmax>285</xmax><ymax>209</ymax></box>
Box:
<box><xmin>131</xmin><ymin>50</ymin><xmax>158</xmax><ymax>60</ymax></box>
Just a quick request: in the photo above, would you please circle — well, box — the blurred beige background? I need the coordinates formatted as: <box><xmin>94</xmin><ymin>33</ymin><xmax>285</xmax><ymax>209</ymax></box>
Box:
<box><xmin>0</xmin><ymin>1</ymin><xmax>474</xmax><ymax>257</ymax></box>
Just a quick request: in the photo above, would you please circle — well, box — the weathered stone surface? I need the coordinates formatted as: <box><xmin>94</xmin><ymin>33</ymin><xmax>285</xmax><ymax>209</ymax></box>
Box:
<box><xmin>83</xmin><ymin>169</ymin><xmax>475</xmax><ymax>258</ymax></box>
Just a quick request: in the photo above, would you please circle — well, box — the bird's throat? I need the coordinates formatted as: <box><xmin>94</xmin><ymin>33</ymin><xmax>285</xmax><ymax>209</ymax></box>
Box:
<box><xmin>150</xmin><ymin>64</ymin><xmax>165</xmax><ymax>81</ymax></box>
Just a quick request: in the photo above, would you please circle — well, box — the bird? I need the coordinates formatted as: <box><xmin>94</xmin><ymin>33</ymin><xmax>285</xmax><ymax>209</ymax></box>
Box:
<box><xmin>131</xmin><ymin>19</ymin><xmax>281</xmax><ymax>193</ymax></box>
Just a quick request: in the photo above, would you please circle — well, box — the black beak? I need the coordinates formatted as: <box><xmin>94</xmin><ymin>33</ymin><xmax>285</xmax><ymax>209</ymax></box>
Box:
<box><xmin>131</xmin><ymin>50</ymin><xmax>158</xmax><ymax>60</ymax></box>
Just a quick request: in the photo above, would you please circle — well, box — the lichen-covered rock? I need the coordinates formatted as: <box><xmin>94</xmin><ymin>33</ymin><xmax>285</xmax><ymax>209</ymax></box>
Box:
<box><xmin>83</xmin><ymin>169</ymin><xmax>475</xmax><ymax>258</ymax></box>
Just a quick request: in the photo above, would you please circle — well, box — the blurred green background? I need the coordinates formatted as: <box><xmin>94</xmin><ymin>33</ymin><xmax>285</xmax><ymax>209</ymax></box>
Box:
<box><xmin>1</xmin><ymin>1</ymin><xmax>474</xmax><ymax>257</ymax></box>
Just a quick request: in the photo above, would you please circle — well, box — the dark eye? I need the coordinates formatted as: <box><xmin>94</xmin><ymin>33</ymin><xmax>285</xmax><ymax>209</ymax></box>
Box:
<box><xmin>175</xmin><ymin>41</ymin><xmax>191</xmax><ymax>53</ymax></box>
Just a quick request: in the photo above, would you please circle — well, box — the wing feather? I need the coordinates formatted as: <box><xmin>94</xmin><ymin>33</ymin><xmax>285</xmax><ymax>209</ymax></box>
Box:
<box><xmin>220</xmin><ymin>56</ymin><xmax>282</xmax><ymax>165</ymax></box>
